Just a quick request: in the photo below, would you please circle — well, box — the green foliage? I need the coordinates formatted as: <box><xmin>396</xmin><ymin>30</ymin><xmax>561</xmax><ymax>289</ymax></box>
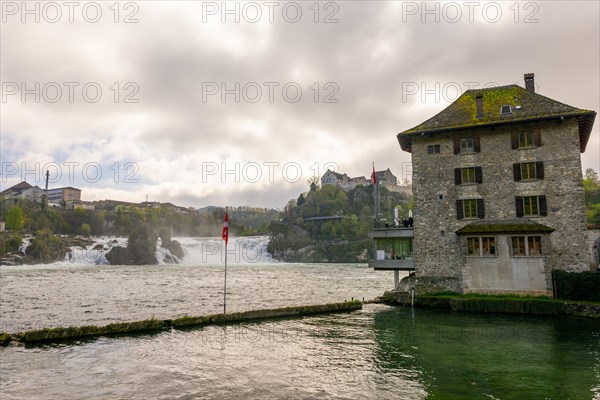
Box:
<box><xmin>0</xmin><ymin>332</ymin><xmax>11</xmax><ymax>346</ymax></box>
<box><xmin>0</xmin><ymin>233</ymin><xmax>23</xmax><ymax>257</ymax></box>
<box><xmin>552</xmin><ymin>270</ymin><xmax>600</xmax><ymax>302</ymax></box>
<box><xmin>583</xmin><ymin>169</ymin><xmax>600</xmax><ymax>223</ymax></box>
<box><xmin>0</xmin><ymin>198</ymin><xmax>271</xmax><ymax>239</ymax></box>
<box><xmin>6</xmin><ymin>205</ymin><xmax>23</xmax><ymax>231</ymax></box>
<box><xmin>27</xmin><ymin>228</ymin><xmax>64</xmax><ymax>263</ymax></box>
<box><xmin>80</xmin><ymin>223</ymin><xmax>92</xmax><ymax>236</ymax></box>
<box><xmin>269</xmin><ymin>185</ymin><xmax>412</xmax><ymax>262</ymax></box>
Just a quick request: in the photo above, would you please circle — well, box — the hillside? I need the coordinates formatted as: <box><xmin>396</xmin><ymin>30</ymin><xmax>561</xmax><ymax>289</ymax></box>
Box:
<box><xmin>268</xmin><ymin>184</ymin><xmax>412</xmax><ymax>262</ymax></box>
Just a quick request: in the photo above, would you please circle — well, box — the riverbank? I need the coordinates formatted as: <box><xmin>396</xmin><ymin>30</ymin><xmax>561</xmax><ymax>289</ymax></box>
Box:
<box><xmin>0</xmin><ymin>301</ymin><xmax>362</xmax><ymax>346</ymax></box>
<box><xmin>380</xmin><ymin>291</ymin><xmax>600</xmax><ymax>318</ymax></box>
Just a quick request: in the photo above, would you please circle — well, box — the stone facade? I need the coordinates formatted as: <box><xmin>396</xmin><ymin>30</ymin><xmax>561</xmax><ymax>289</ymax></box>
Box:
<box><xmin>411</xmin><ymin>118</ymin><xmax>590</xmax><ymax>293</ymax></box>
<box><xmin>397</xmin><ymin>74</ymin><xmax>598</xmax><ymax>295</ymax></box>
<box><xmin>586</xmin><ymin>227</ymin><xmax>600</xmax><ymax>270</ymax></box>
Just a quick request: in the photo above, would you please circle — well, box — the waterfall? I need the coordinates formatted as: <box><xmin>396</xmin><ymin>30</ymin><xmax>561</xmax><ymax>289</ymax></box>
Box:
<box><xmin>61</xmin><ymin>236</ymin><xmax>272</xmax><ymax>266</ymax></box>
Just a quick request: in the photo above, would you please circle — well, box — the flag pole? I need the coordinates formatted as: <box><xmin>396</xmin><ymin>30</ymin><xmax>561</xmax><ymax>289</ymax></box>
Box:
<box><xmin>372</xmin><ymin>162</ymin><xmax>378</xmax><ymax>225</ymax></box>
<box><xmin>222</xmin><ymin>207</ymin><xmax>229</xmax><ymax>314</ymax></box>
<box><xmin>224</xmin><ymin>243</ymin><xmax>227</xmax><ymax>314</ymax></box>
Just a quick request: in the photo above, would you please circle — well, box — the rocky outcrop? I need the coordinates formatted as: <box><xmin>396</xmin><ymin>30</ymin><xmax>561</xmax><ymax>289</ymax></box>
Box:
<box><xmin>105</xmin><ymin>225</ymin><xmax>158</xmax><ymax>265</ymax></box>
<box><xmin>25</xmin><ymin>231</ymin><xmax>68</xmax><ymax>264</ymax></box>
<box><xmin>159</xmin><ymin>228</ymin><xmax>184</xmax><ymax>262</ymax></box>
<box><xmin>105</xmin><ymin>246</ymin><xmax>129</xmax><ymax>265</ymax></box>
<box><xmin>62</xmin><ymin>236</ymin><xmax>95</xmax><ymax>249</ymax></box>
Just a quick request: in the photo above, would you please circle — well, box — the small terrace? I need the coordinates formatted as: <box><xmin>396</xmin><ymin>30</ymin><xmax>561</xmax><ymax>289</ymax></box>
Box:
<box><xmin>368</xmin><ymin>219</ymin><xmax>414</xmax><ymax>271</ymax></box>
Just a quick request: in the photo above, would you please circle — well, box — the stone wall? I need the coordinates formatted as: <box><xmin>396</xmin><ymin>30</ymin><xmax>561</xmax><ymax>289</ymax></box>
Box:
<box><xmin>462</xmin><ymin>235</ymin><xmax>549</xmax><ymax>294</ymax></box>
<box><xmin>586</xmin><ymin>228</ymin><xmax>600</xmax><ymax>269</ymax></box>
<box><xmin>410</xmin><ymin>117</ymin><xmax>590</xmax><ymax>292</ymax></box>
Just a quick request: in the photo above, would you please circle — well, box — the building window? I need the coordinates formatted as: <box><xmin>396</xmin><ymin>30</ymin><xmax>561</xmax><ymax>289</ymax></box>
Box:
<box><xmin>520</xmin><ymin>131</ymin><xmax>534</xmax><ymax>147</ymax></box>
<box><xmin>515</xmin><ymin>195</ymin><xmax>547</xmax><ymax>217</ymax></box>
<box><xmin>457</xmin><ymin>199</ymin><xmax>484</xmax><ymax>220</ymax></box>
<box><xmin>511</xmin><ymin>235</ymin><xmax>543</xmax><ymax>256</ymax></box>
<box><xmin>512</xmin><ymin>129</ymin><xmax>541</xmax><ymax>149</ymax></box>
<box><xmin>521</xmin><ymin>163</ymin><xmax>536</xmax><ymax>180</ymax></box>
<box><xmin>464</xmin><ymin>199</ymin><xmax>477</xmax><ymax>218</ymax></box>
<box><xmin>461</xmin><ymin>137</ymin><xmax>474</xmax><ymax>153</ymax></box>
<box><xmin>513</xmin><ymin>162</ymin><xmax>544</xmax><ymax>181</ymax></box>
<box><xmin>467</xmin><ymin>237</ymin><xmax>479</xmax><ymax>256</ymax></box>
<box><xmin>467</xmin><ymin>237</ymin><xmax>496</xmax><ymax>257</ymax></box>
<box><xmin>462</xmin><ymin>167</ymin><xmax>476</xmax><ymax>183</ymax></box>
<box><xmin>500</xmin><ymin>105</ymin><xmax>512</xmax><ymax>115</ymax></box>
<box><xmin>455</xmin><ymin>167</ymin><xmax>483</xmax><ymax>185</ymax></box>
<box><xmin>427</xmin><ymin>144</ymin><xmax>440</xmax><ymax>154</ymax></box>
<box><xmin>454</xmin><ymin>135</ymin><xmax>481</xmax><ymax>154</ymax></box>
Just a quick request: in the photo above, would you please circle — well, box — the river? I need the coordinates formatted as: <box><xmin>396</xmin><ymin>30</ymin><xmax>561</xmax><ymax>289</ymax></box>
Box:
<box><xmin>1</xmin><ymin>237</ymin><xmax>599</xmax><ymax>399</ymax></box>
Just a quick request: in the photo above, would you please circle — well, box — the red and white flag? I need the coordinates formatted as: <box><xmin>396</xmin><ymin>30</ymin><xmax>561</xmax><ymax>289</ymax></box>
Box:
<box><xmin>222</xmin><ymin>210</ymin><xmax>229</xmax><ymax>246</ymax></box>
<box><xmin>371</xmin><ymin>163</ymin><xmax>377</xmax><ymax>185</ymax></box>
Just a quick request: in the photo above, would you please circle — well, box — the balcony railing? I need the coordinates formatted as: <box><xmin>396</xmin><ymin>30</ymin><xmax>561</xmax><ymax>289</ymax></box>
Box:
<box><xmin>368</xmin><ymin>258</ymin><xmax>415</xmax><ymax>271</ymax></box>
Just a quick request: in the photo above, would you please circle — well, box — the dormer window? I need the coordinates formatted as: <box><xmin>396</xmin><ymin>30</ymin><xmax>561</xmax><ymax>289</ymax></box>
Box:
<box><xmin>500</xmin><ymin>105</ymin><xmax>512</xmax><ymax>115</ymax></box>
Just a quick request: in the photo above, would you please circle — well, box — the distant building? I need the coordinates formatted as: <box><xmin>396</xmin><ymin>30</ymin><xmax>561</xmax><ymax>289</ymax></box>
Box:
<box><xmin>321</xmin><ymin>170</ymin><xmax>350</xmax><ymax>187</ymax></box>
<box><xmin>47</xmin><ymin>187</ymin><xmax>81</xmax><ymax>204</ymax></box>
<box><xmin>321</xmin><ymin>169</ymin><xmax>409</xmax><ymax>193</ymax></box>
<box><xmin>93</xmin><ymin>199</ymin><xmax>139</xmax><ymax>211</ymax></box>
<box><xmin>0</xmin><ymin>181</ymin><xmax>46</xmax><ymax>203</ymax></box>
<box><xmin>0</xmin><ymin>221</ymin><xmax>5</xmax><ymax>232</ymax></box>
<box><xmin>1</xmin><ymin>181</ymin><xmax>32</xmax><ymax>197</ymax></box>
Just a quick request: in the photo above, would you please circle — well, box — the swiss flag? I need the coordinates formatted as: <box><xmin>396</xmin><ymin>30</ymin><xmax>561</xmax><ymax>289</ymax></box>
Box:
<box><xmin>371</xmin><ymin>163</ymin><xmax>377</xmax><ymax>185</ymax></box>
<box><xmin>222</xmin><ymin>210</ymin><xmax>229</xmax><ymax>245</ymax></box>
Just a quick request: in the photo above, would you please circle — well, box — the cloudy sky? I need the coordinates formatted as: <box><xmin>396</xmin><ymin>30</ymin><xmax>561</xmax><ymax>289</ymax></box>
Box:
<box><xmin>1</xmin><ymin>0</ymin><xmax>599</xmax><ymax>209</ymax></box>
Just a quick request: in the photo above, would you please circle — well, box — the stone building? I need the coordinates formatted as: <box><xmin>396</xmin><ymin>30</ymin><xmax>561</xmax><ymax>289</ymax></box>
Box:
<box><xmin>396</xmin><ymin>73</ymin><xmax>597</xmax><ymax>295</ymax></box>
<box><xmin>321</xmin><ymin>168</ymin><xmax>407</xmax><ymax>193</ymax></box>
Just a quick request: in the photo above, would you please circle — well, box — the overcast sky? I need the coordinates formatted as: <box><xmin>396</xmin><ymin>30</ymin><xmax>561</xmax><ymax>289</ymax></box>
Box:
<box><xmin>1</xmin><ymin>0</ymin><xmax>599</xmax><ymax>209</ymax></box>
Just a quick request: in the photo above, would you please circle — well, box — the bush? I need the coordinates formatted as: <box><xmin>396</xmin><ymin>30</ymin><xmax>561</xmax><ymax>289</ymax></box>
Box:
<box><xmin>0</xmin><ymin>233</ymin><xmax>23</xmax><ymax>257</ymax></box>
<box><xmin>553</xmin><ymin>270</ymin><xmax>600</xmax><ymax>302</ymax></box>
<box><xmin>26</xmin><ymin>228</ymin><xmax>65</xmax><ymax>264</ymax></box>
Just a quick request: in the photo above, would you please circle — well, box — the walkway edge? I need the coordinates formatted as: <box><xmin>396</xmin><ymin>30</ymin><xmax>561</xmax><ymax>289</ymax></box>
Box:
<box><xmin>1</xmin><ymin>301</ymin><xmax>362</xmax><ymax>346</ymax></box>
<box><xmin>380</xmin><ymin>291</ymin><xmax>600</xmax><ymax>318</ymax></box>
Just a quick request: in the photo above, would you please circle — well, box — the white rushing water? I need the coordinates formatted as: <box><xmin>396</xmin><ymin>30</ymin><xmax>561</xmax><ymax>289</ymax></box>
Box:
<box><xmin>60</xmin><ymin>236</ymin><xmax>273</xmax><ymax>266</ymax></box>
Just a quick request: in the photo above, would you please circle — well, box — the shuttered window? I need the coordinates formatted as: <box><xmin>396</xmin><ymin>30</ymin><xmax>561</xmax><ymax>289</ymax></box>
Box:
<box><xmin>512</xmin><ymin>130</ymin><xmax>542</xmax><ymax>149</ymax></box>
<box><xmin>513</xmin><ymin>162</ymin><xmax>545</xmax><ymax>181</ymax></box>
<box><xmin>457</xmin><ymin>199</ymin><xmax>485</xmax><ymax>220</ymax></box>
<box><xmin>515</xmin><ymin>195</ymin><xmax>547</xmax><ymax>217</ymax></box>
<box><xmin>454</xmin><ymin>135</ymin><xmax>481</xmax><ymax>154</ymax></box>
<box><xmin>455</xmin><ymin>167</ymin><xmax>483</xmax><ymax>185</ymax></box>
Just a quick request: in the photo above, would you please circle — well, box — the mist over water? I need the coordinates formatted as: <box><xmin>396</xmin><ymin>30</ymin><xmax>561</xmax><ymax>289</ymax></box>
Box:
<box><xmin>56</xmin><ymin>236</ymin><xmax>272</xmax><ymax>266</ymax></box>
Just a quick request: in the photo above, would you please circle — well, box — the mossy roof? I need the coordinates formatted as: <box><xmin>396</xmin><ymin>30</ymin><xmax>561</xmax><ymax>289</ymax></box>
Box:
<box><xmin>455</xmin><ymin>219</ymin><xmax>555</xmax><ymax>235</ymax></box>
<box><xmin>397</xmin><ymin>84</ymin><xmax>596</xmax><ymax>153</ymax></box>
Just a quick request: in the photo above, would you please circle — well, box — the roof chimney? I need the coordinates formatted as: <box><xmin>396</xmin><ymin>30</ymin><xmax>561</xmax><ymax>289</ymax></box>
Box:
<box><xmin>524</xmin><ymin>73</ymin><xmax>535</xmax><ymax>93</ymax></box>
<box><xmin>475</xmin><ymin>94</ymin><xmax>484</xmax><ymax>118</ymax></box>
